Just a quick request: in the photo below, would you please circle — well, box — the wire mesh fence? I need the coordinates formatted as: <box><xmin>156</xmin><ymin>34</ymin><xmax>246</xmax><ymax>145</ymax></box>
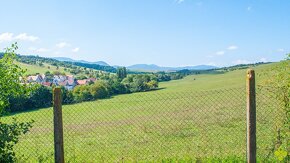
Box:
<box><xmin>1</xmin><ymin>85</ymin><xmax>286</xmax><ymax>162</ymax></box>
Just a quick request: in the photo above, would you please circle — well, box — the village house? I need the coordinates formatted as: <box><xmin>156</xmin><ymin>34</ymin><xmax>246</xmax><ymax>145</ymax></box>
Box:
<box><xmin>27</xmin><ymin>74</ymin><xmax>45</xmax><ymax>83</ymax></box>
<box><xmin>42</xmin><ymin>82</ymin><xmax>52</xmax><ymax>87</ymax></box>
<box><xmin>58</xmin><ymin>80</ymin><xmax>77</xmax><ymax>90</ymax></box>
<box><xmin>76</xmin><ymin>78</ymin><xmax>97</xmax><ymax>85</ymax></box>
<box><xmin>25</xmin><ymin>74</ymin><xmax>96</xmax><ymax>90</ymax></box>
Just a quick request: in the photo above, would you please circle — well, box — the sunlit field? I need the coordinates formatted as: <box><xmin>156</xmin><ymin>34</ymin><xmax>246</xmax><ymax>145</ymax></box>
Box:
<box><xmin>3</xmin><ymin>63</ymin><xmax>283</xmax><ymax>162</ymax></box>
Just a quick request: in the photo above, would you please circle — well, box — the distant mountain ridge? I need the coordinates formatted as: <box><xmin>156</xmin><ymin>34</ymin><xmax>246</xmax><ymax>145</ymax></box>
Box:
<box><xmin>127</xmin><ymin>64</ymin><xmax>218</xmax><ymax>71</ymax></box>
<box><xmin>53</xmin><ymin>57</ymin><xmax>110</xmax><ymax>66</ymax></box>
<box><xmin>52</xmin><ymin>57</ymin><xmax>217</xmax><ymax>72</ymax></box>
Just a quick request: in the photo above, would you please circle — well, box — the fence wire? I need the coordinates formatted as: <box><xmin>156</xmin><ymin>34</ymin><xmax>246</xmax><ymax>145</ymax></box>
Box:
<box><xmin>2</xmin><ymin>86</ymin><xmax>286</xmax><ymax>162</ymax></box>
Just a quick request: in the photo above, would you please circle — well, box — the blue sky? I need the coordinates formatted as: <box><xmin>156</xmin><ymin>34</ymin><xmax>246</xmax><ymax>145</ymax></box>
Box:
<box><xmin>0</xmin><ymin>0</ymin><xmax>289</xmax><ymax>67</ymax></box>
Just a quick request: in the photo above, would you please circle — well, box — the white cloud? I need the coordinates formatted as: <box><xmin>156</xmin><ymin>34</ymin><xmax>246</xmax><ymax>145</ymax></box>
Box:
<box><xmin>36</xmin><ymin>48</ymin><xmax>49</xmax><ymax>52</ymax></box>
<box><xmin>54</xmin><ymin>51</ymin><xmax>61</xmax><ymax>55</ymax></box>
<box><xmin>56</xmin><ymin>42</ymin><xmax>70</xmax><ymax>48</ymax></box>
<box><xmin>0</xmin><ymin>32</ymin><xmax>39</xmax><ymax>43</ymax></box>
<box><xmin>29</xmin><ymin>47</ymin><xmax>49</xmax><ymax>53</ymax></box>
<box><xmin>207</xmin><ymin>62</ymin><xmax>216</xmax><ymax>66</ymax></box>
<box><xmin>0</xmin><ymin>33</ymin><xmax>14</xmax><ymax>42</ymax></box>
<box><xmin>277</xmin><ymin>48</ymin><xmax>284</xmax><ymax>52</ymax></box>
<box><xmin>15</xmin><ymin>33</ymin><xmax>39</xmax><ymax>41</ymax></box>
<box><xmin>259</xmin><ymin>58</ymin><xmax>267</xmax><ymax>62</ymax></box>
<box><xmin>216</xmin><ymin>51</ymin><xmax>225</xmax><ymax>56</ymax></box>
<box><xmin>233</xmin><ymin>59</ymin><xmax>250</xmax><ymax>65</ymax></box>
<box><xmin>227</xmin><ymin>45</ymin><xmax>238</xmax><ymax>50</ymax></box>
<box><xmin>28</xmin><ymin>47</ymin><xmax>36</xmax><ymax>51</ymax></box>
<box><xmin>72</xmin><ymin>47</ymin><xmax>80</xmax><ymax>52</ymax></box>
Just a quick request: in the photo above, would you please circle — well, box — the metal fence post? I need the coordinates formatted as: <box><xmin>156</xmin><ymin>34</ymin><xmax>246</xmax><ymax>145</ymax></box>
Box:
<box><xmin>246</xmin><ymin>69</ymin><xmax>256</xmax><ymax>163</ymax></box>
<box><xmin>53</xmin><ymin>87</ymin><xmax>65</xmax><ymax>163</ymax></box>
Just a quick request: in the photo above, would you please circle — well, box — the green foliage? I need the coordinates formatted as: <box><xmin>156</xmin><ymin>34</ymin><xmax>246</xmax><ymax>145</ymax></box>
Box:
<box><xmin>27</xmin><ymin>85</ymin><xmax>52</xmax><ymax>108</ymax></box>
<box><xmin>117</xmin><ymin>67</ymin><xmax>127</xmax><ymax>79</ymax></box>
<box><xmin>53</xmin><ymin>71</ymin><xmax>65</xmax><ymax>76</ymax></box>
<box><xmin>72</xmin><ymin>81</ymin><xmax>110</xmax><ymax>102</ymax></box>
<box><xmin>274</xmin><ymin>147</ymin><xmax>288</xmax><ymax>161</ymax></box>
<box><xmin>122</xmin><ymin>74</ymin><xmax>158</xmax><ymax>92</ymax></box>
<box><xmin>0</xmin><ymin>118</ymin><xmax>33</xmax><ymax>163</ymax></box>
<box><xmin>1</xmin><ymin>61</ymin><xmax>284</xmax><ymax>161</ymax></box>
<box><xmin>0</xmin><ymin>43</ymin><xmax>27</xmax><ymax>115</ymax></box>
<box><xmin>262</xmin><ymin>54</ymin><xmax>290</xmax><ymax>161</ymax></box>
<box><xmin>0</xmin><ymin>43</ymin><xmax>34</xmax><ymax>162</ymax></box>
<box><xmin>89</xmin><ymin>81</ymin><xmax>109</xmax><ymax>99</ymax></box>
<box><xmin>7</xmin><ymin>85</ymin><xmax>52</xmax><ymax>112</ymax></box>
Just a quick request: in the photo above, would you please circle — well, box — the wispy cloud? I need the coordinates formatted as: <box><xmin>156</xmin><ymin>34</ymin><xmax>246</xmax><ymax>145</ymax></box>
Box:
<box><xmin>227</xmin><ymin>45</ymin><xmax>238</xmax><ymax>50</ymax></box>
<box><xmin>0</xmin><ymin>32</ymin><xmax>39</xmax><ymax>43</ymax></box>
<box><xmin>216</xmin><ymin>51</ymin><xmax>225</xmax><ymax>56</ymax></box>
<box><xmin>277</xmin><ymin>48</ymin><xmax>284</xmax><ymax>52</ymax></box>
<box><xmin>212</xmin><ymin>45</ymin><xmax>238</xmax><ymax>57</ymax></box>
<box><xmin>247</xmin><ymin>6</ymin><xmax>252</xmax><ymax>11</ymax></box>
<box><xmin>56</xmin><ymin>42</ymin><xmax>70</xmax><ymax>48</ymax></box>
<box><xmin>259</xmin><ymin>58</ymin><xmax>267</xmax><ymax>62</ymax></box>
<box><xmin>72</xmin><ymin>47</ymin><xmax>80</xmax><ymax>52</ymax></box>
<box><xmin>207</xmin><ymin>62</ymin><xmax>216</xmax><ymax>66</ymax></box>
<box><xmin>29</xmin><ymin>47</ymin><xmax>49</xmax><ymax>53</ymax></box>
<box><xmin>14</xmin><ymin>33</ymin><xmax>39</xmax><ymax>41</ymax></box>
<box><xmin>0</xmin><ymin>33</ymin><xmax>14</xmax><ymax>42</ymax></box>
<box><xmin>36</xmin><ymin>48</ymin><xmax>49</xmax><ymax>52</ymax></box>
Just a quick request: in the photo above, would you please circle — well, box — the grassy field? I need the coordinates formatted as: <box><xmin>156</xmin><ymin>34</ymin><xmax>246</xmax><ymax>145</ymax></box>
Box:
<box><xmin>3</xmin><ymin>63</ymin><xmax>284</xmax><ymax>162</ymax></box>
<box><xmin>16</xmin><ymin>61</ymin><xmax>69</xmax><ymax>75</ymax></box>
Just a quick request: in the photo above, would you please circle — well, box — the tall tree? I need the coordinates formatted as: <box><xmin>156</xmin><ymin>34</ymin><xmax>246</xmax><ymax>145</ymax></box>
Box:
<box><xmin>117</xmin><ymin>67</ymin><xmax>127</xmax><ymax>79</ymax></box>
<box><xmin>0</xmin><ymin>43</ymin><xmax>27</xmax><ymax>115</ymax></box>
<box><xmin>0</xmin><ymin>43</ymin><xmax>33</xmax><ymax>162</ymax></box>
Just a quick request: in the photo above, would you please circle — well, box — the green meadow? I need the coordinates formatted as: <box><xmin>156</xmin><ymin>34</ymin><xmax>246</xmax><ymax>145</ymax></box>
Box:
<box><xmin>3</xmin><ymin>63</ymin><xmax>284</xmax><ymax>162</ymax></box>
<box><xmin>16</xmin><ymin>61</ymin><xmax>68</xmax><ymax>75</ymax></box>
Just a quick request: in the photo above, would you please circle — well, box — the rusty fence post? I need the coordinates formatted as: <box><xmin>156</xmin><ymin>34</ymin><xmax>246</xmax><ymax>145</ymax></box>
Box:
<box><xmin>246</xmin><ymin>69</ymin><xmax>256</xmax><ymax>163</ymax></box>
<box><xmin>53</xmin><ymin>87</ymin><xmax>65</xmax><ymax>163</ymax></box>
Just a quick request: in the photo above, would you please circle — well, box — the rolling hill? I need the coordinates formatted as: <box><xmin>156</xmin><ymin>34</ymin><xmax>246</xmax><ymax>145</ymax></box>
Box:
<box><xmin>52</xmin><ymin>57</ymin><xmax>110</xmax><ymax>66</ymax></box>
<box><xmin>3</xmin><ymin>61</ymin><xmax>284</xmax><ymax>162</ymax></box>
<box><xmin>127</xmin><ymin>64</ymin><xmax>218</xmax><ymax>71</ymax></box>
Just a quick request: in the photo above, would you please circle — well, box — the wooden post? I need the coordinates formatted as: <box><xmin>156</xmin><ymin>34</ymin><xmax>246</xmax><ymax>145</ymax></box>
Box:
<box><xmin>53</xmin><ymin>87</ymin><xmax>65</xmax><ymax>163</ymax></box>
<box><xmin>246</xmin><ymin>69</ymin><xmax>256</xmax><ymax>163</ymax></box>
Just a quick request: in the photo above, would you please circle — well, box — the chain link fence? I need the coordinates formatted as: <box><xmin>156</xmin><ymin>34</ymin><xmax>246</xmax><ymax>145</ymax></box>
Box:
<box><xmin>2</xmin><ymin>85</ymin><xmax>286</xmax><ymax>162</ymax></box>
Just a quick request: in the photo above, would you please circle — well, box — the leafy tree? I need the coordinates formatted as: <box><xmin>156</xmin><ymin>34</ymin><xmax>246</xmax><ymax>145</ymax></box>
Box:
<box><xmin>146</xmin><ymin>80</ymin><xmax>158</xmax><ymax>89</ymax></box>
<box><xmin>0</xmin><ymin>43</ymin><xmax>27</xmax><ymax>114</ymax></box>
<box><xmin>0</xmin><ymin>43</ymin><xmax>33</xmax><ymax>162</ymax></box>
<box><xmin>0</xmin><ymin>119</ymin><xmax>33</xmax><ymax>162</ymax></box>
<box><xmin>44</xmin><ymin>71</ymin><xmax>53</xmax><ymax>82</ymax></box>
<box><xmin>89</xmin><ymin>81</ymin><xmax>109</xmax><ymax>99</ymax></box>
<box><xmin>117</xmin><ymin>67</ymin><xmax>127</xmax><ymax>79</ymax></box>
<box><xmin>26</xmin><ymin>85</ymin><xmax>52</xmax><ymax>108</ymax></box>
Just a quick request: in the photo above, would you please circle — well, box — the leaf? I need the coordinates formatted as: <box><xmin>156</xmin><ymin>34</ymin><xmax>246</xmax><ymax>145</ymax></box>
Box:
<box><xmin>274</xmin><ymin>148</ymin><xmax>288</xmax><ymax>161</ymax></box>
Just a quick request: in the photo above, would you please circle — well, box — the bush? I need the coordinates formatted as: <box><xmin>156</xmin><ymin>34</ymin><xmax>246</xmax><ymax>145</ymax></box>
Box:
<box><xmin>89</xmin><ymin>81</ymin><xmax>109</xmax><ymax>99</ymax></box>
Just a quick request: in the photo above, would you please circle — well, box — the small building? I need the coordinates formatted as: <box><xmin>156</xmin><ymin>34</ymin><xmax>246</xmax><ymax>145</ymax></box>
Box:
<box><xmin>42</xmin><ymin>82</ymin><xmax>52</xmax><ymax>87</ymax></box>
<box><xmin>27</xmin><ymin>75</ymin><xmax>44</xmax><ymax>83</ymax></box>
<box><xmin>58</xmin><ymin>80</ymin><xmax>77</xmax><ymax>90</ymax></box>
<box><xmin>76</xmin><ymin>79</ymin><xmax>88</xmax><ymax>85</ymax></box>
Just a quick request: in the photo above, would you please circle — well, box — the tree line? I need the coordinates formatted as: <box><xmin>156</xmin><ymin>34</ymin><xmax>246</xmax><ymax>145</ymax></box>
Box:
<box><xmin>6</xmin><ymin>71</ymin><xmax>159</xmax><ymax>113</ymax></box>
<box><xmin>5</xmin><ymin>67</ymin><xmax>197</xmax><ymax>113</ymax></box>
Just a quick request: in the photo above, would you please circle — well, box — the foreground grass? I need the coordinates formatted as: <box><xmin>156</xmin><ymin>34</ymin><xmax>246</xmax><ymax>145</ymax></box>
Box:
<box><xmin>2</xmin><ymin>63</ymin><xmax>284</xmax><ymax>162</ymax></box>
